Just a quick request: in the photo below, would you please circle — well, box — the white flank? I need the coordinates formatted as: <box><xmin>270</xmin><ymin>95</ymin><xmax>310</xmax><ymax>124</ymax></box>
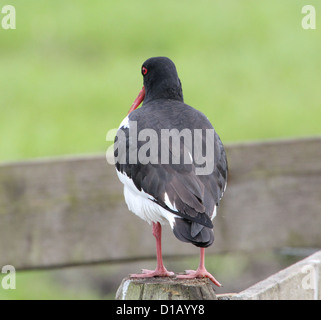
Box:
<box><xmin>116</xmin><ymin>170</ymin><xmax>179</xmax><ymax>229</ymax></box>
<box><xmin>118</xmin><ymin>115</ymin><xmax>129</xmax><ymax>129</ymax></box>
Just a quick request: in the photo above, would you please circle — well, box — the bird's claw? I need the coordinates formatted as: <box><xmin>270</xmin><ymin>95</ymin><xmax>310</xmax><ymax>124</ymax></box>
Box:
<box><xmin>130</xmin><ymin>268</ymin><xmax>175</xmax><ymax>278</ymax></box>
<box><xmin>177</xmin><ymin>269</ymin><xmax>222</xmax><ymax>287</ymax></box>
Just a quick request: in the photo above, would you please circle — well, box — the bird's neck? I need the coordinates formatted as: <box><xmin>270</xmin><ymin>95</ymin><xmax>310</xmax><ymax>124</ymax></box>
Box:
<box><xmin>144</xmin><ymin>80</ymin><xmax>184</xmax><ymax>104</ymax></box>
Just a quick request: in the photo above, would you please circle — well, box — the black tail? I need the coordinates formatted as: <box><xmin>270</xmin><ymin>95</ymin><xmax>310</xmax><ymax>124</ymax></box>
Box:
<box><xmin>173</xmin><ymin>218</ymin><xmax>214</xmax><ymax>248</ymax></box>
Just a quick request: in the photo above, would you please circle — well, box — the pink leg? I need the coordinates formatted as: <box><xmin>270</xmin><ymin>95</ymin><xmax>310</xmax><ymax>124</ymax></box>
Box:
<box><xmin>130</xmin><ymin>222</ymin><xmax>174</xmax><ymax>278</ymax></box>
<box><xmin>176</xmin><ymin>248</ymin><xmax>222</xmax><ymax>287</ymax></box>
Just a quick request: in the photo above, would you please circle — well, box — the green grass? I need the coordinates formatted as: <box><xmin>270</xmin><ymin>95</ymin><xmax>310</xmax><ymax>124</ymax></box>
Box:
<box><xmin>0</xmin><ymin>271</ymin><xmax>101</xmax><ymax>300</ymax></box>
<box><xmin>0</xmin><ymin>0</ymin><xmax>320</xmax><ymax>299</ymax></box>
<box><xmin>1</xmin><ymin>0</ymin><xmax>320</xmax><ymax>163</ymax></box>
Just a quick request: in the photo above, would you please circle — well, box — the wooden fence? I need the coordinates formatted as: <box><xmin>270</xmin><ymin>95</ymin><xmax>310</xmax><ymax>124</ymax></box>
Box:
<box><xmin>1</xmin><ymin>137</ymin><xmax>321</xmax><ymax>274</ymax></box>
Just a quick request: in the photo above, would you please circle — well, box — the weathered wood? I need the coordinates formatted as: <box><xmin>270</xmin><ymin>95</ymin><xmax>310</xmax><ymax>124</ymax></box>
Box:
<box><xmin>232</xmin><ymin>250</ymin><xmax>321</xmax><ymax>300</ymax></box>
<box><xmin>215</xmin><ymin>137</ymin><xmax>321</xmax><ymax>253</ymax></box>
<box><xmin>0</xmin><ymin>137</ymin><xmax>321</xmax><ymax>270</ymax></box>
<box><xmin>115</xmin><ymin>277</ymin><xmax>217</xmax><ymax>300</ymax></box>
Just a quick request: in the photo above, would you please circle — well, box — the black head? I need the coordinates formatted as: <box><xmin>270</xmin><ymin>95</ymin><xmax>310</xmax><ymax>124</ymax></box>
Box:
<box><xmin>141</xmin><ymin>57</ymin><xmax>184</xmax><ymax>104</ymax></box>
<box><xmin>127</xmin><ymin>57</ymin><xmax>184</xmax><ymax>114</ymax></box>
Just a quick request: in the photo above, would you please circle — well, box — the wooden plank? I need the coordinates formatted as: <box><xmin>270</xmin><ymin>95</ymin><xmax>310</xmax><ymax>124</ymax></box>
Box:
<box><xmin>0</xmin><ymin>137</ymin><xmax>321</xmax><ymax>270</ymax></box>
<box><xmin>232</xmin><ymin>250</ymin><xmax>321</xmax><ymax>300</ymax></box>
<box><xmin>215</xmin><ymin>137</ymin><xmax>321</xmax><ymax>253</ymax></box>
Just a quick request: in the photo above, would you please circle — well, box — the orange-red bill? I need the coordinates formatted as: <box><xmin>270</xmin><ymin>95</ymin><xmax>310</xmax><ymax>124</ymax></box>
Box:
<box><xmin>128</xmin><ymin>86</ymin><xmax>145</xmax><ymax>114</ymax></box>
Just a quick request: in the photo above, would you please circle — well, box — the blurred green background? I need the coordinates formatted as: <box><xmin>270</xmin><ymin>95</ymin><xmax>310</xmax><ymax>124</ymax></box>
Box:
<box><xmin>0</xmin><ymin>0</ymin><xmax>320</xmax><ymax>299</ymax></box>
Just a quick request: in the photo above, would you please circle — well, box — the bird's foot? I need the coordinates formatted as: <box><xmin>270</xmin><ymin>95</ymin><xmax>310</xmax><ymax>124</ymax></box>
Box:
<box><xmin>177</xmin><ymin>268</ymin><xmax>222</xmax><ymax>287</ymax></box>
<box><xmin>130</xmin><ymin>267</ymin><xmax>175</xmax><ymax>278</ymax></box>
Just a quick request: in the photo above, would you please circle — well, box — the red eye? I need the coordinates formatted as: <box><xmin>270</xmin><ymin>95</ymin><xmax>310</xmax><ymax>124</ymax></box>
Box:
<box><xmin>142</xmin><ymin>66</ymin><xmax>148</xmax><ymax>76</ymax></box>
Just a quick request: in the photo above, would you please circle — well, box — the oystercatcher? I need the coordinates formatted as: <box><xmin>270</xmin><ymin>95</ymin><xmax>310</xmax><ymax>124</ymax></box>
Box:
<box><xmin>114</xmin><ymin>57</ymin><xmax>227</xmax><ymax>286</ymax></box>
